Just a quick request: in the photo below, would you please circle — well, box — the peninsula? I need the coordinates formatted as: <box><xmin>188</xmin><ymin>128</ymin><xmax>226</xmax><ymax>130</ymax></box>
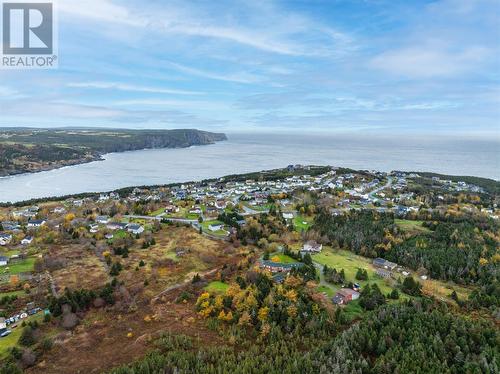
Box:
<box><xmin>0</xmin><ymin>128</ymin><xmax>227</xmax><ymax>177</ymax></box>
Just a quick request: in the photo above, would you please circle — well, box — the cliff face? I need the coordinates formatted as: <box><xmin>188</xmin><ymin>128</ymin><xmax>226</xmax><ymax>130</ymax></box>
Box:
<box><xmin>131</xmin><ymin>129</ymin><xmax>227</xmax><ymax>152</ymax></box>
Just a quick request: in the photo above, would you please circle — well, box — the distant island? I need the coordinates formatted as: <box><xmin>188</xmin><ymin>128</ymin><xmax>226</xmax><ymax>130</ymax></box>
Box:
<box><xmin>0</xmin><ymin>128</ymin><xmax>227</xmax><ymax>176</ymax></box>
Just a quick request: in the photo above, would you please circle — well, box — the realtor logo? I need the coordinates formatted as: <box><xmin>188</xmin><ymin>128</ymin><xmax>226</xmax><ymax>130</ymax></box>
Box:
<box><xmin>1</xmin><ymin>1</ymin><xmax>58</xmax><ymax>69</ymax></box>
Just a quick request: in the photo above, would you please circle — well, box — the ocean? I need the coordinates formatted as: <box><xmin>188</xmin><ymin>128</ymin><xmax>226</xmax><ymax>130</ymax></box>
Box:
<box><xmin>0</xmin><ymin>132</ymin><xmax>498</xmax><ymax>203</ymax></box>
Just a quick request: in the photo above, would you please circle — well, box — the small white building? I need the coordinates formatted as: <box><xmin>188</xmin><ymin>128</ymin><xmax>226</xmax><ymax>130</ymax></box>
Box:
<box><xmin>127</xmin><ymin>223</ymin><xmax>144</xmax><ymax>235</ymax></box>
<box><xmin>21</xmin><ymin>236</ymin><xmax>33</xmax><ymax>245</ymax></box>
<box><xmin>302</xmin><ymin>240</ymin><xmax>322</xmax><ymax>253</ymax></box>
<box><xmin>208</xmin><ymin>224</ymin><xmax>223</xmax><ymax>232</ymax></box>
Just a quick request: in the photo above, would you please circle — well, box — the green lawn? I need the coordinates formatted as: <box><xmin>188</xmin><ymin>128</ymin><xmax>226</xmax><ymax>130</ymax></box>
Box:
<box><xmin>316</xmin><ymin>285</ymin><xmax>335</xmax><ymax>297</ymax></box>
<box><xmin>395</xmin><ymin>219</ymin><xmax>431</xmax><ymax>234</ymax></box>
<box><xmin>114</xmin><ymin>230</ymin><xmax>127</xmax><ymax>239</ymax></box>
<box><xmin>269</xmin><ymin>253</ymin><xmax>297</xmax><ymax>264</ymax></box>
<box><xmin>1</xmin><ymin>257</ymin><xmax>36</xmax><ymax>275</ymax></box>
<box><xmin>293</xmin><ymin>215</ymin><xmax>311</xmax><ymax>232</ymax></box>
<box><xmin>342</xmin><ymin>300</ymin><xmax>364</xmax><ymax>321</ymax></box>
<box><xmin>312</xmin><ymin>248</ymin><xmax>395</xmax><ymax>295</ymax></box>
<box><xmin>0</xmin><ymin>313</ymin><xmax>44</xmax><ymax>358</ymax></box>
<box><xmin>201</xmin><ymin>220</ymin><xmax>228</xmax><ymax>237</ymax></box>
<box><xmin>204</xmin><ymin>281</ymin><xmax>229</xmax><ymax>293</ymax></box>
<box><xmin>149</xmin><ymin>207</ymin><xmax>165</xmax><ymax>216</ymax></box>
<box><xmin>242</xmin><ymin>202</ymin><xmax>270</xmax><ymax>212</ymax></box>
<box><xmin>0</xmin><ymin>290</ymin><xmax>25</xmax><ymax>298</ymax></box>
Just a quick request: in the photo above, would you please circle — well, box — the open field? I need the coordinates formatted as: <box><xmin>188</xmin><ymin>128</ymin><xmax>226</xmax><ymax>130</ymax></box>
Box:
<box><xmin>6</xmin><ymin>257</ymin><xmax>36</xmax><ymax>274</ymax></box>
<box><xmin>293</xmin><ymin>215</ymin><xmax>312</xmax><ymax>231</ymax></box>
<box><xmin>395</xmin><ymin>219</ymin><xmax>432</xmax><ymax>234</ymax></box>
<box><xmin>0</xmin><ymin>289</ymin><xmax>25</xmax><ymax>298</ymax></box>
<box><xmin>270</xmin><ymin>253</ymin><xmax>297</xmax><ymax>264</ymax></box>
<box><xmin>204</xmin><ymin>281</ymin><xmax>229</xmax><ymax>293</ymax></box>
<box><xmin>312</xmin><ymin>247</ymin><xmax>473</xmax><ymax>302</ymax></box>
<box><xmin>312</xmin><ymin>248</ymin><xmax>395</xmax><ymax>295</ymax></box>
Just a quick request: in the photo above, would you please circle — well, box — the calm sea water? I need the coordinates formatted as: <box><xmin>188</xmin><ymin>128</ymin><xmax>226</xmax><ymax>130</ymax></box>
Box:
<box><xmin>0</xmin><ymin>133</ymin><xmax>498</xmax><ymax>203</ymax></box>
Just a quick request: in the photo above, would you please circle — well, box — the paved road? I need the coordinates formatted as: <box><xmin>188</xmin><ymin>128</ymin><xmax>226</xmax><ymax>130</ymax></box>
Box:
<box><xmin>125</xmin><ymin>215</ymin><xmax>198</xmax><ymax>224</ymax></box>
<box><xmin>368</xmin><ymin>176</ymin><xmax>393</xmax><ymax>200</ymax></box>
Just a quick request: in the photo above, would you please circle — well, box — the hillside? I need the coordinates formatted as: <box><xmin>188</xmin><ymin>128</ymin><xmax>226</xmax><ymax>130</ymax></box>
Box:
<box><xmin>0</xmin><ymin>128</ymin><xmax>227</xmax><ymax>176</ymax></box>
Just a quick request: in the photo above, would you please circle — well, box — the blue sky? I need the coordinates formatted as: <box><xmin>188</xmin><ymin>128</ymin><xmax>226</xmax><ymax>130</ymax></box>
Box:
<box><xmin>0</xmin><ymin>0</ymin><xmax>499</xmax><ymax>136</ymax></box>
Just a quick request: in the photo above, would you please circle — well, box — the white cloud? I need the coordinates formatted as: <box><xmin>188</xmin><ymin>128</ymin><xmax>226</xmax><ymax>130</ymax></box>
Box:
<box><xmin>58</xmin><ymin>0</ymin><xmax>353</xmax><ymax>56</ymax></box>
<box><xmin>370</xmin><ymin>45</ymin><xmax>491</xmax><ymax>78</ymax></box>
<box><xmin>167</xmin><ymin>62</ymin><xmax>262</xmax><ymax>84</ymax></box>
<box><xmin>67</xmin><ymin>81</ymin><xmax>203</xmax><ymax>95</ymax></box>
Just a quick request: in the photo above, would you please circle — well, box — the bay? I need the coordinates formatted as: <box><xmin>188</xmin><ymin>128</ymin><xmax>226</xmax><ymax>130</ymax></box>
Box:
<box><xmin>0</xmin><ymin>132</ymin><xmax>498</xmax><ymax>203</ymax></box>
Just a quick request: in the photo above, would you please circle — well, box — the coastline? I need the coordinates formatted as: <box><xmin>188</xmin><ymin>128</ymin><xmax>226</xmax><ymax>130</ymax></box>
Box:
<box><xmin>0</xmin><ymin>140</ymin><xmax>223</xmax><ymax>178</ymax></box>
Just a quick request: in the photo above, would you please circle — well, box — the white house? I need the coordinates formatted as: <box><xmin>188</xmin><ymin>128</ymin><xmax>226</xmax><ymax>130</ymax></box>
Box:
<box><xmin>126</xmin><ymin>223</ymin><xmax>144</xmax><ymax>235</ymax></box>
<box><xmin>21</xmin><ymin>236</ymin><xmax>33</xmax><ymax>245</ymax></box>
<box><xmin>96</xmin><ymin>216</ymin><xmax>109</xmax><ymax>224</ymax></box>
<box><xmin>282</xmin><ymin>212</ymin><xmax>294</xmax><ymax>220</ymax></box>
<box><xmin>0</xmin><ymin>233</ymin><xmax>12</xmax><ymax>246</ymax></box>
<box><xmin>0</xmin><ymin>256</ymin><xmax>8</xmax><ymax>266</ymax></box>
<box><xmin>208</xmin><ymin>224</ymin><xmax>223</xmax><ymax>232</ymax></box>
<box><xmin>27</xmin><ymin>219</ymin><xmax>46</xmax><ymax>228</ymax></box>
<box><xmin>302</xmin><ymin>240</ymin><xmax>322</xmax><ymax>253</ymax></box>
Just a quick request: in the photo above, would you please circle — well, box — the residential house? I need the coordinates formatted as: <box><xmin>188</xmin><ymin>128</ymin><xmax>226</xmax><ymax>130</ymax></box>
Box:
<box><xmin>282</xmin><ymin>212</ymin><xmax>294</xmax><ymax>220</ymax></box>
<box><xmin>373</xmin><ymin>258</ymin><xmax>397</xmax><ymax>271</ymax></box>
<box><xmin>21</xmin><ymin>236</ymin><xmax>33</xmax><ymax>245</ymax></box>
<box><xmin>95</xmin><ymin>216</ymin><xmax>109</xmax><ymax>224</ymax></box>
<box><xmin>126</xmin><ymin>223</ymin><xmax>144</xmax><ymax>235</ymax></box>
<box><xmin>260</xmin><ymin>260</ymin><xmax>304</xmax><ymax>273</ymax></box>
<box><xmin>302</xmin><ymin>240</ymin><xmax>322</xmax><ymax>253</ymax></box>
<box><xmin>1</xmin><ymin>221</ymin><xmax>20</xmax><ymax>231</ymax></box>
<box><xmin>27</xmin><ymin>219</ymin><xmax>46</xmax><ymax>228</ymax></box>
<box><xmin>208</xmin><ymin>224</ymin><xmax>224</xmax><ymax>232</ymax></box>
<box><xmin>215</xmin><ymin>200</ymin><xmax>227</xmax><ymax>210</ymax></box>
<box><xmin>0</xmin><ymin>256</ymin><xmax>9</xmax><ymax>266</ymax></box>
<box><xmin>0</xmin><ymin>233</ymin><xmax>12</xmax><ymax>246</ymax></box>
<box><xmin>106</xmin><ymin>222</ymin><xmax>128</xmax><ymax>231</ymax></box>
<box><xmin>332</xmin><ymin>288</ymin><xmax>360</xmax><ymax>305</ymax></box>
<box><xmin>165</xmin><ymin>205</ymin><xmax>179</xmax><ymax>214</ymax></box>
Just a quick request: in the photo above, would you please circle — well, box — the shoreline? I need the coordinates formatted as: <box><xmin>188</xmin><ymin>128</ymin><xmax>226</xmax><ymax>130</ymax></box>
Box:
<box><xmin>0</xmin><ymin>141</ymin><xmax>223</xmax><ymax>179</ymax></box>
<box><xmin>1</xmin><ymin>164</ymin><xmax>498</xmax><ymax>206</ymax></box>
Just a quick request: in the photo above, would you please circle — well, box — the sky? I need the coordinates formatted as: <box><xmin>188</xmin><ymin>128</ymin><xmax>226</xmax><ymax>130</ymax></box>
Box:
<box><xmin>0</xmin><ymin>0</ymin><xmax>499</xmax><ymax>136</ymax></box>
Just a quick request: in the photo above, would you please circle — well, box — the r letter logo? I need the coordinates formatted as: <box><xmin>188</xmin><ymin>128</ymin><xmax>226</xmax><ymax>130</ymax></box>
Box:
<box><xmin>1</xmin><ymin>1</ymin><xmax>58</xmax><ymax>69</ymax></box>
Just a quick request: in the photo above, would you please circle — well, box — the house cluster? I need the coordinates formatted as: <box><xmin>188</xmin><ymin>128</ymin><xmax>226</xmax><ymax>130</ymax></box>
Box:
<box><xmin>106</xmin><ymin>221</ymin><xmax>144</xmax><ymax>235</ymax></box>
<box><xmin>0</xmin><ymin>303</ymin><xmax>43</xmax><ymax>338</ymax></box>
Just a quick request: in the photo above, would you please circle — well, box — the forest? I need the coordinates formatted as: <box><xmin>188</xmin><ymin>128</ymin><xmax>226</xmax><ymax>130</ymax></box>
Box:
<box><xmin>108</xmin><ymin>301</ymin><xmax>499</xmax><ymax>374</ymax></box>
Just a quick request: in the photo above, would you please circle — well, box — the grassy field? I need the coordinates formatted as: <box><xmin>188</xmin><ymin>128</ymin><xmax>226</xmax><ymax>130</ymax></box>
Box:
<box><xmin>313</xmin><ymin>247</ymin><xmax>472</xmax><ymax>303</ymax></box>
<box><xmin>269</xmin><ymin>253</ymin><xmax>297</xmax><ymax>263</ymax></box>
<box><xmin>149</xmin><ymin>207</ymin><xmax>165</xmax><ymax>216</ymax></box>
<box><xmin>293</xmin><ymin>215</ymin><xmax>311</xmax><ymax>232</ymax></box>
<box><xmin>201</xmin><ymin>220</ymin><xmax>228</xmax><ymax>237</ymax></box>
<box><xmin>395</xmin><ymin>219</ymin><xmax>432</xmax><ymax>234</ymax></box>
<box><xmin>1</xmin><ymin>257</ymin><xmax>36</xmax><ymax>275</ymax></box>
<box><xmin>0</xmin><ymin>290</ymin><xmax>25</xmax><ymax>298</ymax></box>
<box><xmin>0</xmin><ymin>312</ymin><xmax>44</xmax><ymax>358</ymax></box>
<box><xmin>204</xmin><ymin>281</ymin><xmax>229</xmax><ymax>293</ymax></box>
<box><xmin>312</xmin><ymin>248</ymin><xmax>395</xmax><ymax>295</ymax></box>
